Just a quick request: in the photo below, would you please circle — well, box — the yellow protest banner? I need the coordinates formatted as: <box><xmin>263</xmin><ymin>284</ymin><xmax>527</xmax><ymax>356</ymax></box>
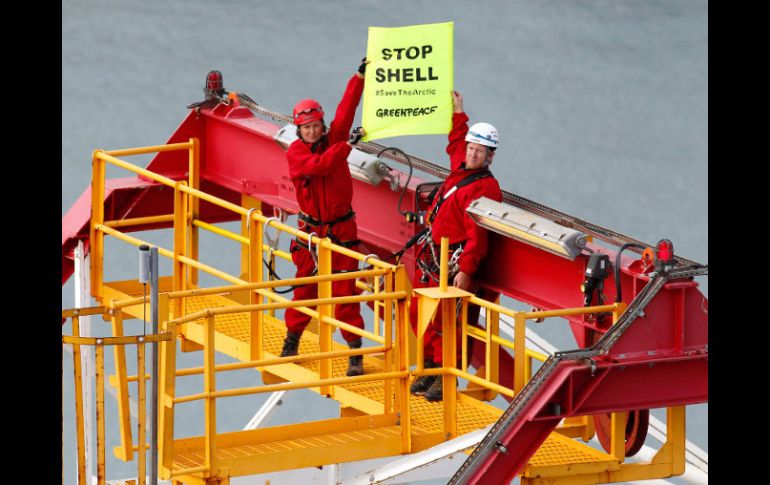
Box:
<box><xmin>362</xmin><ymin>22</ymin><xmax>454</xmax><ymax>141</ymax></box>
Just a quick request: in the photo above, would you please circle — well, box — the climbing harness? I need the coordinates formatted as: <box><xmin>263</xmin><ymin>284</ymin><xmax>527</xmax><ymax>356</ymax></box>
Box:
<box><xmin>297</xmin><ymin>209</ymin><xmax>361</xmax><ymax>249</ymax></box>
<box><xmin>414</xmin><ymin>228</ymin><xmax>465</xmax><ymax>284</ymax></box>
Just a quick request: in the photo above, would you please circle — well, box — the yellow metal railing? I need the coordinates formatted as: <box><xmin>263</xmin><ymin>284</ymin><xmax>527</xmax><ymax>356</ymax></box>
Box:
<box><xmin>151</xmin><ymin>265</ymin><xmax>410</xmax><ymax>479</ymax></box>
<box><xmin>69</xmin><ymin>140</ymin><xmax>690</xmax><ymax>483</ymax></box>
<box><xmin>63</xmin><ymin>306</ymin><xmax>172</xmax><ymax>485</ymax></box>
<box><xmin>411</xmin><ymin>237</ymin><xmax>628</xmax><ymax>440</ymax></box>
<box><xmin>89</xmin><ymin>140</ymin><xmax>395</xmax><ymax>330</ymax></box>
<box><xmin>65</xmin><ymin>267</ymin><xmax>410</xmax><ymax>481</ymax></box>
<box><xmin>85</xmin><ymin>142</ymin><xmax>410</xmax><ymax>479</ymax></box>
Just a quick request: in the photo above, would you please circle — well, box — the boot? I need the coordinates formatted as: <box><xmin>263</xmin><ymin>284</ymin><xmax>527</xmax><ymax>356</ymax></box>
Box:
<box><xmin>424</xmin><ymin>374</ymin><xmax>444</xmax><ymax>402</ymax></box>
<box><xmin>410</xmin><ymin>359</ymin><xmax>438</xmax><ymax>395</ymax></box>
<box><xmin>346</xmin><ymin>339</ymin><xmax>364</xmax><ymax>376</ymax></box>
<box><xmin>280</xmin><ymin>331</ymin><xmax>301</xmax><ymax>357</ymax></box>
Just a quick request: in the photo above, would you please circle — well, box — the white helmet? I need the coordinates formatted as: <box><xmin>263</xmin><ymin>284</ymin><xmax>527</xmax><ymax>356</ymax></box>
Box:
<box><xmin>465</xmin><ymin>122</ymin><xmax>499</xmax><ymax>149</ymax></box>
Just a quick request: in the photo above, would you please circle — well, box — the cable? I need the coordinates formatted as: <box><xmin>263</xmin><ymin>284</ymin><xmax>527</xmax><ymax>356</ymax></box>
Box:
<box><xmin>615</xmin><ymin>242</ymin><xmax>647</xmax><ymax>303</ymax></box>
<box><xmin>264</xmin><ymin>259</ymin><xmax>301</xmax><ymax>294</ymax></box>
<box><xmin>376</xmin><ymin>146</ymin><xmax>413</xmax><ymax>217</ymax></box>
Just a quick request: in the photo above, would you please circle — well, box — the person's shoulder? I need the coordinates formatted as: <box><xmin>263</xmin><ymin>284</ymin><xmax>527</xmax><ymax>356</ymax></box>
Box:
<box><xmin>482</xmin><ymin>173</ymin><xmax>502</xmax><ymax>192</ymax></box>
<box><xmin>287</xmin><ymin>138</ymin><xmax>306</xmax><ymax>153</ymax></box>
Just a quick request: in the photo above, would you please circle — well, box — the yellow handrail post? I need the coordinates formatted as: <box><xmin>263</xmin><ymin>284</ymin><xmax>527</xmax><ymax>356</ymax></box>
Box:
<box><xmin>157</xmin><ymin>294</ymin><xmax>176</xmax><ymax>479</ymax></box>
<box><xmin>95</xmin><ymin>342</ymin><xmax>106</xmax><ymax>485</ymax></box>
<box><xmin>440</xmin><ymin>237</ymin><xmax>457</xmax><ymax>440</ymax></box>
<box><xmin>204</xmin><ymin>313</ymin><xmax>217</xmax><ymax>477</ymax></box>
<box><xmin>249</xmin><ymin>211</ymin><xmax>264</xmax><ymax>361</ymax></box>
<box><xmin>613</xmin><ymin>301</ymin><xmax>627</xmax><ymax>325</ymax></box>
<box><xmin>188</xmin><ymin>138</ymin><xmax>200</xmax><ymax>286</ymax></box>
<box><xmin>317</xmin><ymin>237</ymin><xmax>334</xmax><ymax>396</ymax></box>
<box><xmin>383</xmin><ymin>271</ymin><xmax>394</xmax><ymax>413</ymax></box>
<box><xmin>266</xmin><ymin>239</ymin><xmax>277</xmax><ymax>318</ymax></box>
<box><xmin>137</xmin><ymin>339</ymin><xmax>147</xmax><ymax>485</ymax></box>
<box><xmin>71</xmin><ymin>316</ymin><xmax>88</xmax><ymax>485</ymax></box>
<box><xmin>514</xmin><ymin>312</ymin><xmax>527</xmax><ymax>395</ymax></box>
<box><xmin>460</xmin><ymin>298</ymin><xmax>469</xmax><ymax>372</ymax></box>
<box><xmin>373</xmin><ymin>274</ymin><xmax>381</xmax><ymax>337</ymax></box>
<box><xmin>415</xmin><ymin>297</ymin><xmax>425</xmax><ymax>376</ymax></box>
<box><xmin>439</xmin><ymin>237</ymin><xmax>449</xmax><ymax>293</ymax></box>
<box><xmin>172</xmin><ymin>182</ymin><xmax>189</xmax><ymax>319</ymax></box>
<box><xmin>240</xmin><ymin>195</ymin><xmax>261</xmax><ymax>282</ymax></box>
<box><xmin>487</xmin><ymin>304</ymin><xmax>500</xmax><ymax>399</ymax></box>
<box><xmin>111</xmin><ymin>310</ymin><xmax>134</xmax><ymax>461</ymax></box>
<box><xmin>669</xmin><ymin>405</ymin><xmax>686</xmax><ymax>475</ymax></box>
<box><xmin>610</xmin><ymin>411</ymin><xmax>627</xmax><ymax>462</ymax></box>
<box><xmin>442</xmin><ymin>293</ymin><xmax>458</xmax><ymax>440</ymax></box>
<box><xmin>394</xmin><ymin>265</ymin><xmax>411</xmax><ymax>453</ymax></box>
<box><xmin>90</xmin><ymin>150</ymin><xmax>106</xmax><ymax>299</ymax></box>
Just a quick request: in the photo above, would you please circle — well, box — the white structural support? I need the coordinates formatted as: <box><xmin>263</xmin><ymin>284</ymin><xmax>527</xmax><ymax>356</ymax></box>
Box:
<box><xmin>243</xmin><ymin>391</ymin><xmax>286</xmax><ymax>430</ymax></box>
<box><xmin>75</xmin><ymin>241</ymin><xmax>97</xmax><ymax>485</ymax></box>
<box><xmin>342</xmin><ymin>426</ymin><xmax>492</xmax><ymax>485</ymax></box>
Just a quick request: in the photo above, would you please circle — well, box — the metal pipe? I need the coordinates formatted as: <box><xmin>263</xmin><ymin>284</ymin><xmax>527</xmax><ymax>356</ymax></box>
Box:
<box><xmin>110</xmin><ymin>268</ymin><xmax>388</xmax><ymax>310</ymax></box>
<box><xmin>74</xmin><ymin>241</ymin><xmax>96</xmax><ymax>485</ymax></box>
<box><xmin>447</xmin><ymin>368</ymin><xmax>515</xmax><ymax>398</ymax></box>
<box><xmin>71</xmin><ymin>317</ymin><xmax>87</xmax><ymax>485</ymax></box>
<box><xmin>104</xmin><ymin>214</ymin><xmax>175</xmax><ymax>228</ymax></box>
<box><xmin>95</xmin><ymin>225</ymin><xmax>174</xmax><ymax>259</ymax></box>
<box><xmin>137</xmin><ymin>340</ymin><xmax>147</xmax><ymax>485</ymax></box>
<box><xmin>62</xmin><ymin>334</ymin><xmax>171</xmax><ymax>346</ymax></box>
<box><xmin>524</xmin><ymin>304</ymin><xmax>619</xmax><ymax>320</ymax></box>
<box><xmin>96</xmin><ymin>152</ymin><xmax>177</xmax><ymax>186</ymax></box>
<box><xmin>170</xmin><ymin>292</ymin><xmax>405</xmax><ymax>343</ymax></box>
<box><xmin>193</xmin><ymin>219</ymin><xmax>249</xmax><ymax>244</ymax></box>
<box><xmin>173</xmin><ymin>371</ymin><xmax>409</xmax><ymax>403</ymax></box>
<box><xmin>243</xmin><ymin>391</ymin><xmax>286</xmax><ymax>430</ymax></box>
<box><xmin>173</xmin><ymin>345</ymin><xmax>389</xmax><ymax>376</ymax></box>
<box><xmin>95</xmin><ymin>343</ymin><xmax>106</xmax><ymax>485</ymax></box>
<box><xmin>439</xmin><ymin>237</ymin><xmax>449</xmax><ymax>292</ymax></box>
<box><xmin>105</xmin><ymin>141</ymin><xmax>193</xmax><ymax>157</ymax></box>
<box><xmin>149</xmin><ymin>246</ymin><xmax>159</xmax><ymax>485</ymax></box>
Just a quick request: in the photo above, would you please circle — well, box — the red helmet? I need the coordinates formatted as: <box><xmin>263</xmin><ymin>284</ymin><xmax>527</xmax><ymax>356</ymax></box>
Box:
<box><xmin>293</xmin><ymin>99</ymin><xmax>324</xmax><ymax>126</ymax></box>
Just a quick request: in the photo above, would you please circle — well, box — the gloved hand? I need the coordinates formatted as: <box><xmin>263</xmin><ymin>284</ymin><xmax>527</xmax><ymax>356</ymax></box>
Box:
<box><xmin>358</xmin><ymin>57</ymin><xmax>368</xmax><ymax>75</ymax></box>
<box><xmin>349</xmin><ymin>127</ymin><xmax>365</xmax><ymax>145</ymax></box>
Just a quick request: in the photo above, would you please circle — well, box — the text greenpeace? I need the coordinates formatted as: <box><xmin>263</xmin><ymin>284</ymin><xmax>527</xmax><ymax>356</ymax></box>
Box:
<box><xmin>362</xmin><ymin>22</ymin><xmax>453</xmax><ymax>141</ymax></box>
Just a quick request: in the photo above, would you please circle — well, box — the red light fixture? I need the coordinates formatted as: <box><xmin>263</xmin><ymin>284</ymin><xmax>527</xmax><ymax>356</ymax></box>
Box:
<box><xmin>654</xmin><ymin>239</ymin><xmax>674</xmax><ymax>272</ymax></box>
<box><xmin>206</xmin><ymin>70</ymin><xmax>223</xmax><ymax>90</ymax></box>
<box><xmin>204</xmin><ymin>70</ymin><xmax>225</xmax><ymax>97</ymax></box>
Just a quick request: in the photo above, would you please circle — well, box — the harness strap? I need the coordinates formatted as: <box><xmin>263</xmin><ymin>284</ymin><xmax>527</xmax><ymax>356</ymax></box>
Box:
<box><xmin>293</xmin><ymin>236</ymin><xmax>360</xmax><ymax>250</ymax></box>
<box><xmin>298</xmin><ymin>208</ymin><xmax>355</xmax><ymax>228</ymax></box>
<box><xmin>428</xmin><ymin>169</ymin><xmax>493</xmax><ymax>223</ymax></box>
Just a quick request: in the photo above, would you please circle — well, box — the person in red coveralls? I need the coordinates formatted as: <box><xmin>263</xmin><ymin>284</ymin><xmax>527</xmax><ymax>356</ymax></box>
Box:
<box><xmin>280</xmin><ymin>59</ymin><xmax>369</xmax><ymax>377</ymax></box>
<box><xmin>409</xmin><ymin>90</ymin><xmax>503</xmax><ymax>401</ymax></box>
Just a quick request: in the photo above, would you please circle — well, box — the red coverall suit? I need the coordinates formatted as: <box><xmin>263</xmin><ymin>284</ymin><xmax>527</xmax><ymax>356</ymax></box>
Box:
<box><xmin>410</xmin><ymin>111</ymin><xmax>503</xmax><ymax>366</ymax></box>
<box><xmin>284</xmin><ymin>74</ymin><xmax>365</xmax><ymax>342</ymax></box>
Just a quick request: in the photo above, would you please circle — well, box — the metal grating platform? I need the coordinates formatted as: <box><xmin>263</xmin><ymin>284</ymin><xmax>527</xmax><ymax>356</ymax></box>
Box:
<box><xmin>179</xmin><ymin>292</ymin><xmax>504</xmax><ymax>438</ymax></box>
<box><xmin>102</xmin><ymin>278</ymin><xmax>622</xmax><ymax>479</ymax></box>
<box><xmin>522</xmin><ymin>431</ymin><xmax>619</xmax><ymax>478</ymax></box>
<box><xmin>170</xmin><ymin>421</ymin><xmax>405</xmax><ymax>477</ymax></box>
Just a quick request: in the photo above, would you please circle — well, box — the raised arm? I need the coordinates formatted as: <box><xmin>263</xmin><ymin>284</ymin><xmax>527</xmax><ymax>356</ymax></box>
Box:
<box><xmin>446</xmin><ymin>91</ymin><xmax>469</xmax><ymax>170</ymax></box>
<box><xmin>327</xmin><ymin>71</ymin><xmax>365</xmax><ymax>144</ymax></box>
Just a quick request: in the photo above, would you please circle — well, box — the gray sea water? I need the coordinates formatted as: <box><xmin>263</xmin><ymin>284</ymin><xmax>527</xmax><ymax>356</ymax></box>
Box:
<box><xmin>62</xmin><ymin>1</ymin><xmax>707</xmax><ymax>483</ymax></box>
